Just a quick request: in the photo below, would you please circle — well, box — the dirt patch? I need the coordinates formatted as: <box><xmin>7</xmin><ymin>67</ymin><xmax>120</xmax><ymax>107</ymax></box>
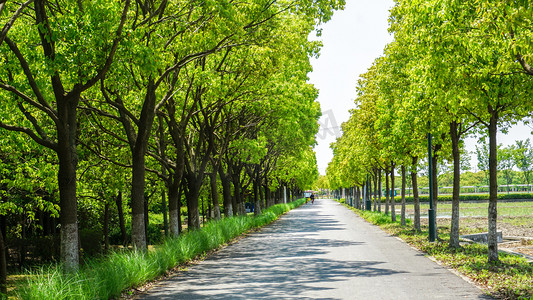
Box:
<box><xmin>418</xmin><ymin>216</ymin><xmax>533</xmax><ymax>259</ymax></box>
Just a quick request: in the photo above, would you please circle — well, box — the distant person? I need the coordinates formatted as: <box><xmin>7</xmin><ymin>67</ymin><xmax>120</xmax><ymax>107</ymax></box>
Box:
<box><xmin>310</xmin><ymin>193</ymin><xmax>315</xmax><ymax>204</ymax></box>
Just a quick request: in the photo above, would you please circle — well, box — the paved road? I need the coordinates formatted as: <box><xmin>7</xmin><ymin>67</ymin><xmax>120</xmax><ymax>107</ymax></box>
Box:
<box><xmin>139</xmin><ymin>199</ymin><xmax>491</xmax><ymax>299</ymax></box>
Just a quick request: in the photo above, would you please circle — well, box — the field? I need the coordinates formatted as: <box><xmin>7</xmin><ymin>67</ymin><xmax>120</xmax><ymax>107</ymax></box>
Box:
<box><xmin>398</xmin><ymin>201</ymin><xmax>533</xmax><ymax>258</ymax></box>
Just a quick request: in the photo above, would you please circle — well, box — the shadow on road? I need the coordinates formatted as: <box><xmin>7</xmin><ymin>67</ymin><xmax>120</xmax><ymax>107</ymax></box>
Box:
<box><xmin>142</xmin><ymin>201</ymin><xmax>406</xmax><ymax>299</ymax></box>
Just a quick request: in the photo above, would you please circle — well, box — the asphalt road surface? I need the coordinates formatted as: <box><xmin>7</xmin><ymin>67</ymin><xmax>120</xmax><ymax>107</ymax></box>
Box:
<box><xmin>138</xmin><ymin>198</ymin><xmax>492</xmax><ymax>300</ymax></box>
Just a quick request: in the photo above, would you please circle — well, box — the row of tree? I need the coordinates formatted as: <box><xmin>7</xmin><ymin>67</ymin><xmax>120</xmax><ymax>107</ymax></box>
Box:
<box><xmin>326</xmin><ymin>0</ymin><xmax>533</xmax><ymax>263</ymax></box>
<box><xmin>476</xmin><ymin>139</ymin><xmax>533</xmax><ymax>189</ymax></box>
<box><xmin>0</xmin><ymin>0</ymin><xmax>344</xmax><ymax>275</ymax></box>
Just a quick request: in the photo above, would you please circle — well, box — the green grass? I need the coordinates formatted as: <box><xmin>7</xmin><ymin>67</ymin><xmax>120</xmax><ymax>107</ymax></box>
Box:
<box><xmin>402</xmin><ymin>193</ymin><xmax>533</xmax><ymax>203</ymax></box>
<box><xmin>16</xmin><ymin>199</ymin><xmax>305</xmax><ymax>299</ymax></box>
<box><xmin>404</xmin><ymin>202</ymin><xmax>533</xmax><ymax>218</ymax></box>
<box><xmin>346</xmin><ymin>204</ymin><xmax>533</xmax><ymax>300</ymax></box>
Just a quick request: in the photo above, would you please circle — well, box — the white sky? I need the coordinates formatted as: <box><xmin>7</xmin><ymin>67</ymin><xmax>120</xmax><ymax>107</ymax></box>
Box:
<box><xmin>308</xmin><ymin>0</ymin><xmax>395</xmax><ymax>175</ymax></box>
<box><xmin>308</xmin><ymin>1</ymin><xmax>533</xmax><ymax>175</ymax></box>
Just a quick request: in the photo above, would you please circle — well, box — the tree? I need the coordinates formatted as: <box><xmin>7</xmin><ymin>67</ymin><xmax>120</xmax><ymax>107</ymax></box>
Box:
<box><xmin>514</xmin><ymin>139</ymin><xmax>533</xmax><ymax>190</ymax></box>
<box><xmin>0</xmin><ymin>0</ymin><xmax>130</xmax><ymax>270</ymax></box>
<box><xmin>499</xmin><ymin>145</ymin><xmax>515</xmax><ymax>194</ymax></box>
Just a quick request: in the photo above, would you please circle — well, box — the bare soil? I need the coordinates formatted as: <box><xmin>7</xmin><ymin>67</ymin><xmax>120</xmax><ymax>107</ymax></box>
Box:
<box><xmin>418</xmin><ymin>216</ymin><xmax>533</xmax><ymax>259</ymax></box>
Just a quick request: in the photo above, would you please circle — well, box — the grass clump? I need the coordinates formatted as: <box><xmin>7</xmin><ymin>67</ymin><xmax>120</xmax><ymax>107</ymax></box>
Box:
<box><xmin>17</xmin><ymin>199</ymin><xmax>305</xmax><ymax>299</ymax></box>
<box><xmin>351</xmin><ymin>208</ymin><xmax>533</xmax><ymax>299</ymax></box>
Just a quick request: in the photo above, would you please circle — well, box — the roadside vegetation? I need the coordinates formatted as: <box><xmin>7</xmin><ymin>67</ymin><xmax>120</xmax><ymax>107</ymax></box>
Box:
<box><xmin>325</xmin><ymin>0</ymin><xmax>533</xmax><ymax>265</ymax></box>
<box><xmin>16</xmin><ymin>199</ymin><xmax>304</xmax><ymax>299</ymax></box>
<box><xmin>0</xmin><ymin>0</ymin><xmax>344</xmax><ymax>296</ymax></box>
<box><xmin>340</xmin><ymin>201</ymin><xmax>533</xmax><ymax>300</ymax></box>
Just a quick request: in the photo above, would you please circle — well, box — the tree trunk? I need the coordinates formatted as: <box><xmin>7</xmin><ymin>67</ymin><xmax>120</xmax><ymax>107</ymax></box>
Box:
<box><xmin>368</xmin><ymin>174</ymin><xmax>373</xmax><ymax>211</ymax></box>
<box><xmin>391</xmin><ymin>165</ymin><xmax>396</xmax><ymax>223</ymax></box>
<box><xmin>219</xmin><ymin>168</ymin><xmax>233</xmax><ymax>218</ymax></box>
<box><xmin>253</xmin><ymin>175</ymin><xmax>262</xmax><ymax>216</ymax></box>
<box><xmin>115</xmin><ymin>191</ymin><xmax>127</xmax><ymax>246</ymax></box>
<box><xmin>144</xmin><ymin>195</ymin><xmax>149</xmax><ymax>245</ymax></box>
<box><xmin>265</xmin><ymin>181</ymin><xmax>273</xmax><ymax>208</ymax></box>
<box><xmin>432</xmin><ymin>143</ymin><xmax>441</xmax><ymax>239</ymax></box>
<box><xmin>449</xmin><ymin>121</ymin><xmax>461</xmax><ymax>248</ymax></box>
<box><xmin>209</xmin><ymin>172</ymin><xmax>221</xmax><ymax>220</ymax></box>
<box><xmin>57</xmin><ymin>96</ymin><xmax>80</xmax><ymax>271</ymax></box>
<box><xmin>401</xmin><ymin>165</ymin><xmax>406</xmax><ymax>226</ymax></box>
<box><xmin>487</xmin><ymin>107</ymin><xmax>499</xmax><ymax>263</ymax></box>
<box><xmin>185</xmin><ymin>174</ymin><xmax>202</xmax><ymax>230</ymax></box>
<box><xmin>232</xmin><ymin>172</ymin><xmax>244</xmax><ymax>215</ymax></box>
<box><xmin>167</xmin><ymin>175</ymin><xmax>181</xmax><ymax>237</ymax></box>
<box><xmin>385</xmin><ymin>168</ymin><xmax>390</xmax><ymax>215</ymax></box>
<box><xmin>259</xmin><ymin>184</ymin><xmax>265</xmax><ymax>212</ymax></box>
<box><xmin>131</xmin><ymin>78</ymin><xmax>158</xmax><ymax>251</ymax></box>
<box><xmin>376</xmin><ymin>169</ymin><xmax>381</xmax><ymax>212</ymax></box>
<box><xmin>161</xmin><ymin>188</ymin><xmax>168</xmax><ymax>237</ymax></box>
<box><xmin>411</xmin><ymin>156</ymin><xmax>421</xmax><ymax>231</ymax></box>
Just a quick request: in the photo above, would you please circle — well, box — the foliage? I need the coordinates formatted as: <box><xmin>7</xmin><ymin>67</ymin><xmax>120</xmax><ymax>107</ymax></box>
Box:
<box><xmin>17</xmin><ymin>199</ymin><xmax>305</xmax><ymax>299</ymax></box>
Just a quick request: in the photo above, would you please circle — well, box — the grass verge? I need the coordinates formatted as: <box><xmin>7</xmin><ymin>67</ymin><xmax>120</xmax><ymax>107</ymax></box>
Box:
<box><xmin>16</xmin><ymin>199</ymin><xmax>305</xmax><ymax>299</ymax></box>
<box><xmin>337</xmin><ymin>200</ymin><xmax>533</xmax><ymax>300</ymax></box>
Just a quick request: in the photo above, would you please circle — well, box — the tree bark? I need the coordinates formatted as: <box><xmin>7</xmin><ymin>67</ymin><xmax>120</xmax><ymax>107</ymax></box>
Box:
<box><xmin>487</xmin><ymin>107</ymin><xmax>499</xmax><ymax>263</ymax></box>
<box><xmin>219</xmin><ymin>167</ymin><xmax>233</xmax><ymax>218</ymax></box>
<box><xmin>115</xmin><ymin>191</ymin><xmax>127</xmax><ymax>246</ymax></box>
<box><xmin>401</xmin><ymin>165</ymin><xmax>406</xmax><ymax>226</ymax></box>
<box><xmin>385</xmin><ymin>168</ymin><xmax>390</xmax><ymax>215</ymax></box>
<box><xmin>391</xmin><ymin>165</ymin><xmax>396</xmax><ymax>223</ymax></box>
<box><xmin>411</xmin><ymin>156</ymin><xmax>421</xmax><ymax>232</ymax></box>
<box><xmin>253</xmin><ymin>175</ymin><xmax>262</xmax><ymax>216</ymax></box>
<box><xmin>144</xmin><ymin>195</ymin><xmax>149</xmax><ymax>245</ymax></box>
<box><xmin>433</xmin><ymin>143</ymin><xmax>441</xmax><ymax>240</ymax></box>
<box><xmin>185</xmin><ymin>173</ymin><xmax>202</xmax><ymax>230</ymax></box>
<box><xmin>167</xmin><ymin>177</ymin><xmax>181</xmax><ymax>237</ymax></box>
<box><xmin>209</xmin><ymin>172</ymin><xmax>221</xmax><ymax>220</ymax></box>
<box><xmin>376</xmin><ymin>169</ymin><xmax>381</xmax><ymax>212</ymax></box>
<box><xmin>449</xmin><ymin>121</ymin><xmax>461</xmax><ymax>248</ymax></box>
<box><xmin>57</xmin><ymin>94</ymin><xmax>80</xmax><ymax>271</ymax></box>
<box><xmin>131</xmin><ymin>78</ymin><xmax>157</xmax><ymax>251</ymax></box>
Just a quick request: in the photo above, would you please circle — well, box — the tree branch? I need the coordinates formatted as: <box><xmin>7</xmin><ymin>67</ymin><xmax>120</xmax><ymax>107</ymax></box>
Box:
<box><xmin>0</xmin><ymin>0</ymin><xmax>34</xmax><ymax>46</ymax></box>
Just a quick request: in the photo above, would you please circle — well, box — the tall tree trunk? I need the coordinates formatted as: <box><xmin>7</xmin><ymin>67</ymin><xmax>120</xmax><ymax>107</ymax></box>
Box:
<box><xmin>57</xmin><ymin>96</ymin><xmax>80</xmax><ymax>271</ymax></box>
<box><xmin>487</xmin><ymin>107</ymin><xmax>499</xmax><ymax>263</ymax></box>
<box><xmin>185</xmin><ymin>174</ymin><xmax>202</xmax><ymax>230</ymax></box>
<box><xmin>259</xmin><ymin>184</ymin><xmax>265</xmax><ymax>212</ymax></box>
<box><xmin>376</xmin><ymin>169</ymin><xmax>381</xmax><ymax>212</ymax></box>
<box><xmin>131</xmin><ymin>78</ymin><xmax>158</xmax><ymax>251</ymax></box>
<box><xmin>385</xmin><ymin>168</ymin><xmax>390</xmax><ymax>215</ymax></box>
<box><xmin>432</xmin><ymin>143</ymin><xmax>441</xmax><ymax>240</ymax></box>
<box><xmin>401</xmin><ymin>165</ymin><xmax>406</xmax><ymax>226</ymax></box>
<box><xmin>161</xmin><ymin>188</ymin><xmax>168</xmax><ymax>237</ymax></box>
<box><xmin>449</xmin><ymin>121</ymin><xmax>461</xmax><ymax>248</ymax></box>
<box><xmin>209</xmin><ymin>172</ymin><xmax>221</xmax><ymax>220</ymax></box>
<box><xmin>411</xmin><ymin>156</ymin><xmax>421</xmax><ymax>231</ymax></box>
<box><xmin>391</xmin><ymin>165</ymin><xmax>396</xmax><ymax>222</ymax></box>
<box><xmin>115</xmin><ymin>191</ymin><xmax>127</xmax><ymax>246</ymax></box>
<box><xmin>144</xmin><ymin>195</ymin><xmax>149</xmax><ymax>245</ymax></box>
<box><xmin>368</xmin><ymin>174</ymin><xmax>373</xmax><ymax>211</ymax></box>
<box><xmin>265</xmin><ymin>180</ymin><xmax>273</xmax><ymax>208</ymax></box>
<box><xmin>253</xmin><ymin>175</ymin><xmax>262</xmax><ymax>216</ymax></box>
<box><xmin>168</xmin><ymin>174</ymin><xmax>181</xmax><ymax>237</ymax></box>
<box><xmin>232</xmin><ymin>172</ymin><xmax>244</xmax><ymax>215</ymax></box>
<box><xmin>219</xmin><ymin>168</ymin><xmax>233</xmax><ymax>217</ymax></box>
